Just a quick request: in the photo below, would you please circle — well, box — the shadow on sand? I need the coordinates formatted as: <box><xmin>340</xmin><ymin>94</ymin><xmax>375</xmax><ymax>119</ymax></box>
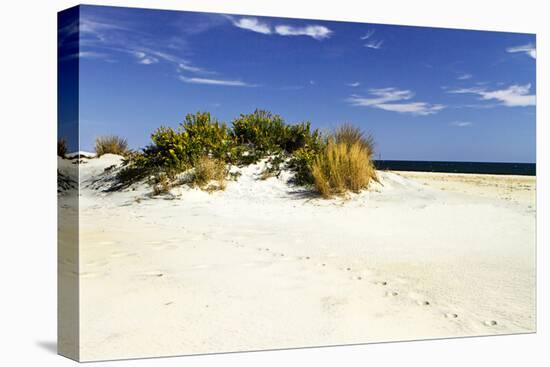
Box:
<box><xmin>36</xmin><ymin>340</ymin><xmax>57</xmax><ymax>354</ymax></box>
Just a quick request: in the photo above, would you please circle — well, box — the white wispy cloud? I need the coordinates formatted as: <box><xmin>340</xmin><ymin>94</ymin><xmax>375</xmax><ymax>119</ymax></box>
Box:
<box><xmin>274</xmin><ymin>24</ymin><xmax>332</xmax><ymax>40</ymax></box>
<box><xmin>374</xmin><ymin>102</ymin><xmax>445</xmax><ymax>115</ymax></box>
<box><xmin>364</xmin><ymin>40</ymin><xmax>384</xmax><ymax>49</ymax></box>
<box><xmin>450</xmin><ymin>121</ymin><xmax>473</xmax><ymax>127</ymax></box>
<box><xmin>506</xmin><ymin>43</ymin><xmax>536</xmax><ymax>59</ymax></box>
<box><xmin>347</xmin><ymin>88</ymin><xmax>445</xmax><ymax>116</ymax></box>
<box><xmin>347</xmin><ymin>82</ymin><xmax>361</xmax><ymax>87</ymax></box>
<box><xmin>457</xmin><ymin>73</ymin><xmax>472</xmax><ymax>80</ymax></box>
<box><xmin>78</xmin><ymin>17</ymin><xmax>207</xmax><ymax>74</ymax></box>
<box><xmin>349</xmin><ymin>88</ymin><xmax>414</xmax><ymax>106</ymax></box>
<box><xmin>449</xmin><ymin>84</ymin><xmax>535</xmax><ymax>107</ymax></box>
<box><xmin>78</xmin><ymin>51</ymin><xmax>107</xmax><ymax>59</ymax></box>
<box><xmin>133</xmin><ymin>51</ymin><xmax>159</xmax><ymax>65</ymax></box>
<box><xmin>360</xmin><ymin>29</ymin><xmax>375</xmax><ymax>40</ymax></box>
<box><xmin>178</xmin><ymin>62</ymin><xmax>204</xmax><ymax>73</ymax></box>
<box><xmin>360</xmin><ymin>29</ymin><xmax>383</xmax><ymax>49</ymax></box>
<box><xmin>178</xmin><ymin>75</ymin><xmax>254</xmax><ymax>87</ymax></box>
<box><xmin>231</xmin><ymin>17</ymin><xmax>272</xmax><ymax>34</ymax></box>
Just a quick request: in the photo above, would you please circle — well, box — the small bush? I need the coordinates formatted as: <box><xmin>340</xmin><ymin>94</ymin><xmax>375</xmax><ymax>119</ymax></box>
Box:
<box><xmin>58</xmin><ymin>138</ymin><xmax>67</xmax><ymax>158</ymax></box>
<box><xmin>288</xmin><ymin>146</ymin><xmax>321</xmax><ymax>185</ymax></box>
<box><xmin>181</xmin><ymin>112</ymin><xmax>235</xmax><ymax>163</ymax></box>
<box><xmin>311</xmin><ymin>140</ymin><xmax>376</xmax><ymax>198</ymax></box>
<box><xmin>142</xmin><ymin>112</ymin><xmax>234</xmax><ymax>174</ymax></box>
<box><xmin>143</xmin><ymin>126</ymin><xmax>189</xmax><ymax>173</ymax></box>
<box><xmin>95</xmin><ymin>135</ymin><xmax>128</xmax><ymax>157</ymax></box>
<box><xmin>191</xmin><ymin>156</ymin><xmax>228</xmax><ymax>191</ymax></box>
<box><xmin>232</xmin><ymin>110</ymin><xmax>286</xmax><ymax>156</ymax></box>
<box><xmin>282</xmin><ymin>122</ymin><xmax>322</xmax><ymax>153</ymax></box>
<box><xmin>231</xmin><ymin>111</ymin><xmax>321</xmax><ymax>164</ymax></box>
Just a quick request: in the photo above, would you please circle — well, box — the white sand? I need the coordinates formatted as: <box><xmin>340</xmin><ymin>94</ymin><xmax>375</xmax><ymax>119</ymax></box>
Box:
<box><xmin>59</xmin><ymin>155</ymin><xmax>536</xmax><ymax>361</ymax></box>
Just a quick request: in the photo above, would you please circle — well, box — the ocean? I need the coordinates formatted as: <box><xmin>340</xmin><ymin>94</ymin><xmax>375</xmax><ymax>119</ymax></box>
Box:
<box><xmin>373</xmin><ymin>160</ymin><xmax>536</xmax><ymax>176</ymax></box>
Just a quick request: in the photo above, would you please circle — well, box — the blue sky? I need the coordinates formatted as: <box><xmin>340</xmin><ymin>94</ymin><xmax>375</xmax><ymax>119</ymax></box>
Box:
<box><xmin>62</xmin><ymin>5</ymin><xmax>536</xmax><ymax>162</ymax></box>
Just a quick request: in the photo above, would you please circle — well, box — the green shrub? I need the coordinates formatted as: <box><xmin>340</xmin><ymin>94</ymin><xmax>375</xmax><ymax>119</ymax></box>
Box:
<box><xmin>282</xmin><ymin>122</ymin><xmax>322</xmax><ymax>153</ymax></box>
<box><xmin>58</xmin><ymin>138</ymin><xmax>67</xmax><ymax>158</ymax></box>
<box><xmin>289</xmin><ymin>146</ymin><xmax>322</xmax><ymax>185</ymax></box>
<box><xmin>142</xmin><ymin>126</ymin><xmax>189</xmax><ymax>173</ymax></box>
<box><xmin>311</xmin><ymin>140</ymin><xmax>376</xmax><ymax>198</ymax></box>
<box><xmin>232</xmin><ymin>110</ymin><xmax>286</xmax><ymax>156</ymax></box>
<box><xmin>231</xmin><ymin>110</ymin><xmax>322</xmax><ymax>165</ymax></box>
<box><xmin>95</xmin><ymin>135</ymin><xmax>129</xmax><ymax>157</ymax></box>
<box><xmin>181</xmin><ymin>112</ymin><xmax>234</xmax><ymax>163</ymax></box>
<box><xmin>141</xmin><ymin>112</ymin><xmax>234</xmax><ymax>174</ymax></box>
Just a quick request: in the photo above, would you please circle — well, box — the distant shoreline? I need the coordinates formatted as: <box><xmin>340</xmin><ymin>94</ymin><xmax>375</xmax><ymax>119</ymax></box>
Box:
<box><xmin>374</xmin><ymin>160</ymin><xmax>536</xmax><ymax>176</ymax></box>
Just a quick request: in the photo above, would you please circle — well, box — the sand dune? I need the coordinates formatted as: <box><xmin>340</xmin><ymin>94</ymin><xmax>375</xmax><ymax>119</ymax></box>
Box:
<box><xmin>58</xmin><ymin>154</ymin><xmax>536</xmax><ymax>361</ymax></box>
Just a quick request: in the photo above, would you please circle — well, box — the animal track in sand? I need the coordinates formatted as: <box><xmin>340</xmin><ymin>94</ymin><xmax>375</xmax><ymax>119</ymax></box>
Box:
<box><xmin>139</xmin><ymin>270</ymin><xmax>165</xmax><ymax>278</ymax></box>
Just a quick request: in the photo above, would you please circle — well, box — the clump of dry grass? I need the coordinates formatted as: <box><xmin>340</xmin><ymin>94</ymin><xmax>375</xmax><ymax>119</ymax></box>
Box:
<box><xmin>192</xmin><ymin>156</ymin><xmax>228</xmax><ymax>192</ymax></box>
<box><xmin>151</xmin><ymin>172</ymin><xmax>172</xmax><ymax>196</ymax></box>
<box><xmin>95</xmin><ymin>135</ymin><xmax>129</xmax><ymax>157</ymax></box>
<box><xmin>334</xmin><ymin>124</ymin><xmax>375</xmax><ymax>159</ymax></box>
<box><xmin>311</xmin><ymin>138</ymin><xmax>377</xmax><ymax>198</ymax></box>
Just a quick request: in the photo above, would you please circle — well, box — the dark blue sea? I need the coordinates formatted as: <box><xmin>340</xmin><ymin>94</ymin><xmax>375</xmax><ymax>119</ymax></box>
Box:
<box><xmin>373</xmin><ymin>160</ymin><xmax>536</xmax><ymax>176</ymax></box>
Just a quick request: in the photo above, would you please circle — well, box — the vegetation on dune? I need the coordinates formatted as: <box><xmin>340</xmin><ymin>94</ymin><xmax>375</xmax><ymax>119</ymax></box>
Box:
<box><xmin>95</xmin><ymin>135</ymin><xmax>129</xmax><ymax>157</ymax></box>
<box><xmin>334</xmin><ymin>124</ymin><xmax>375</xmax><ymax>159</ymax></box>
<box><xmin>191</xmin><ymin>156</ymin><xmax>228</xmax><ymax>192</ymax></box>
<box><xmin>58</xmin><ymin>138</ymin><xmax>68</xmax><ymax>158</ymax></box>
<box><xmin>311</xmin><ymin>124</ymin><xmax>377</xmax><ymax>198</ymax></box>
<box><xmin>114</xmin><ymin>109</ymin><xmax>376</xmax><ymax>198</ymax></box>
<box><xmin>311</xmin><ymin>139</ymin><xmax>377</xmax><ymax>198</ymax></box>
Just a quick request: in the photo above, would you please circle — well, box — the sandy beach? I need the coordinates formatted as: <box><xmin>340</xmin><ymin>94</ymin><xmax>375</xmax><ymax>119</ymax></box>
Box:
<box><xmin>58</xmin><ymin>154</ymin><xmax>536</xmax><ymax>361</ymax></box>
